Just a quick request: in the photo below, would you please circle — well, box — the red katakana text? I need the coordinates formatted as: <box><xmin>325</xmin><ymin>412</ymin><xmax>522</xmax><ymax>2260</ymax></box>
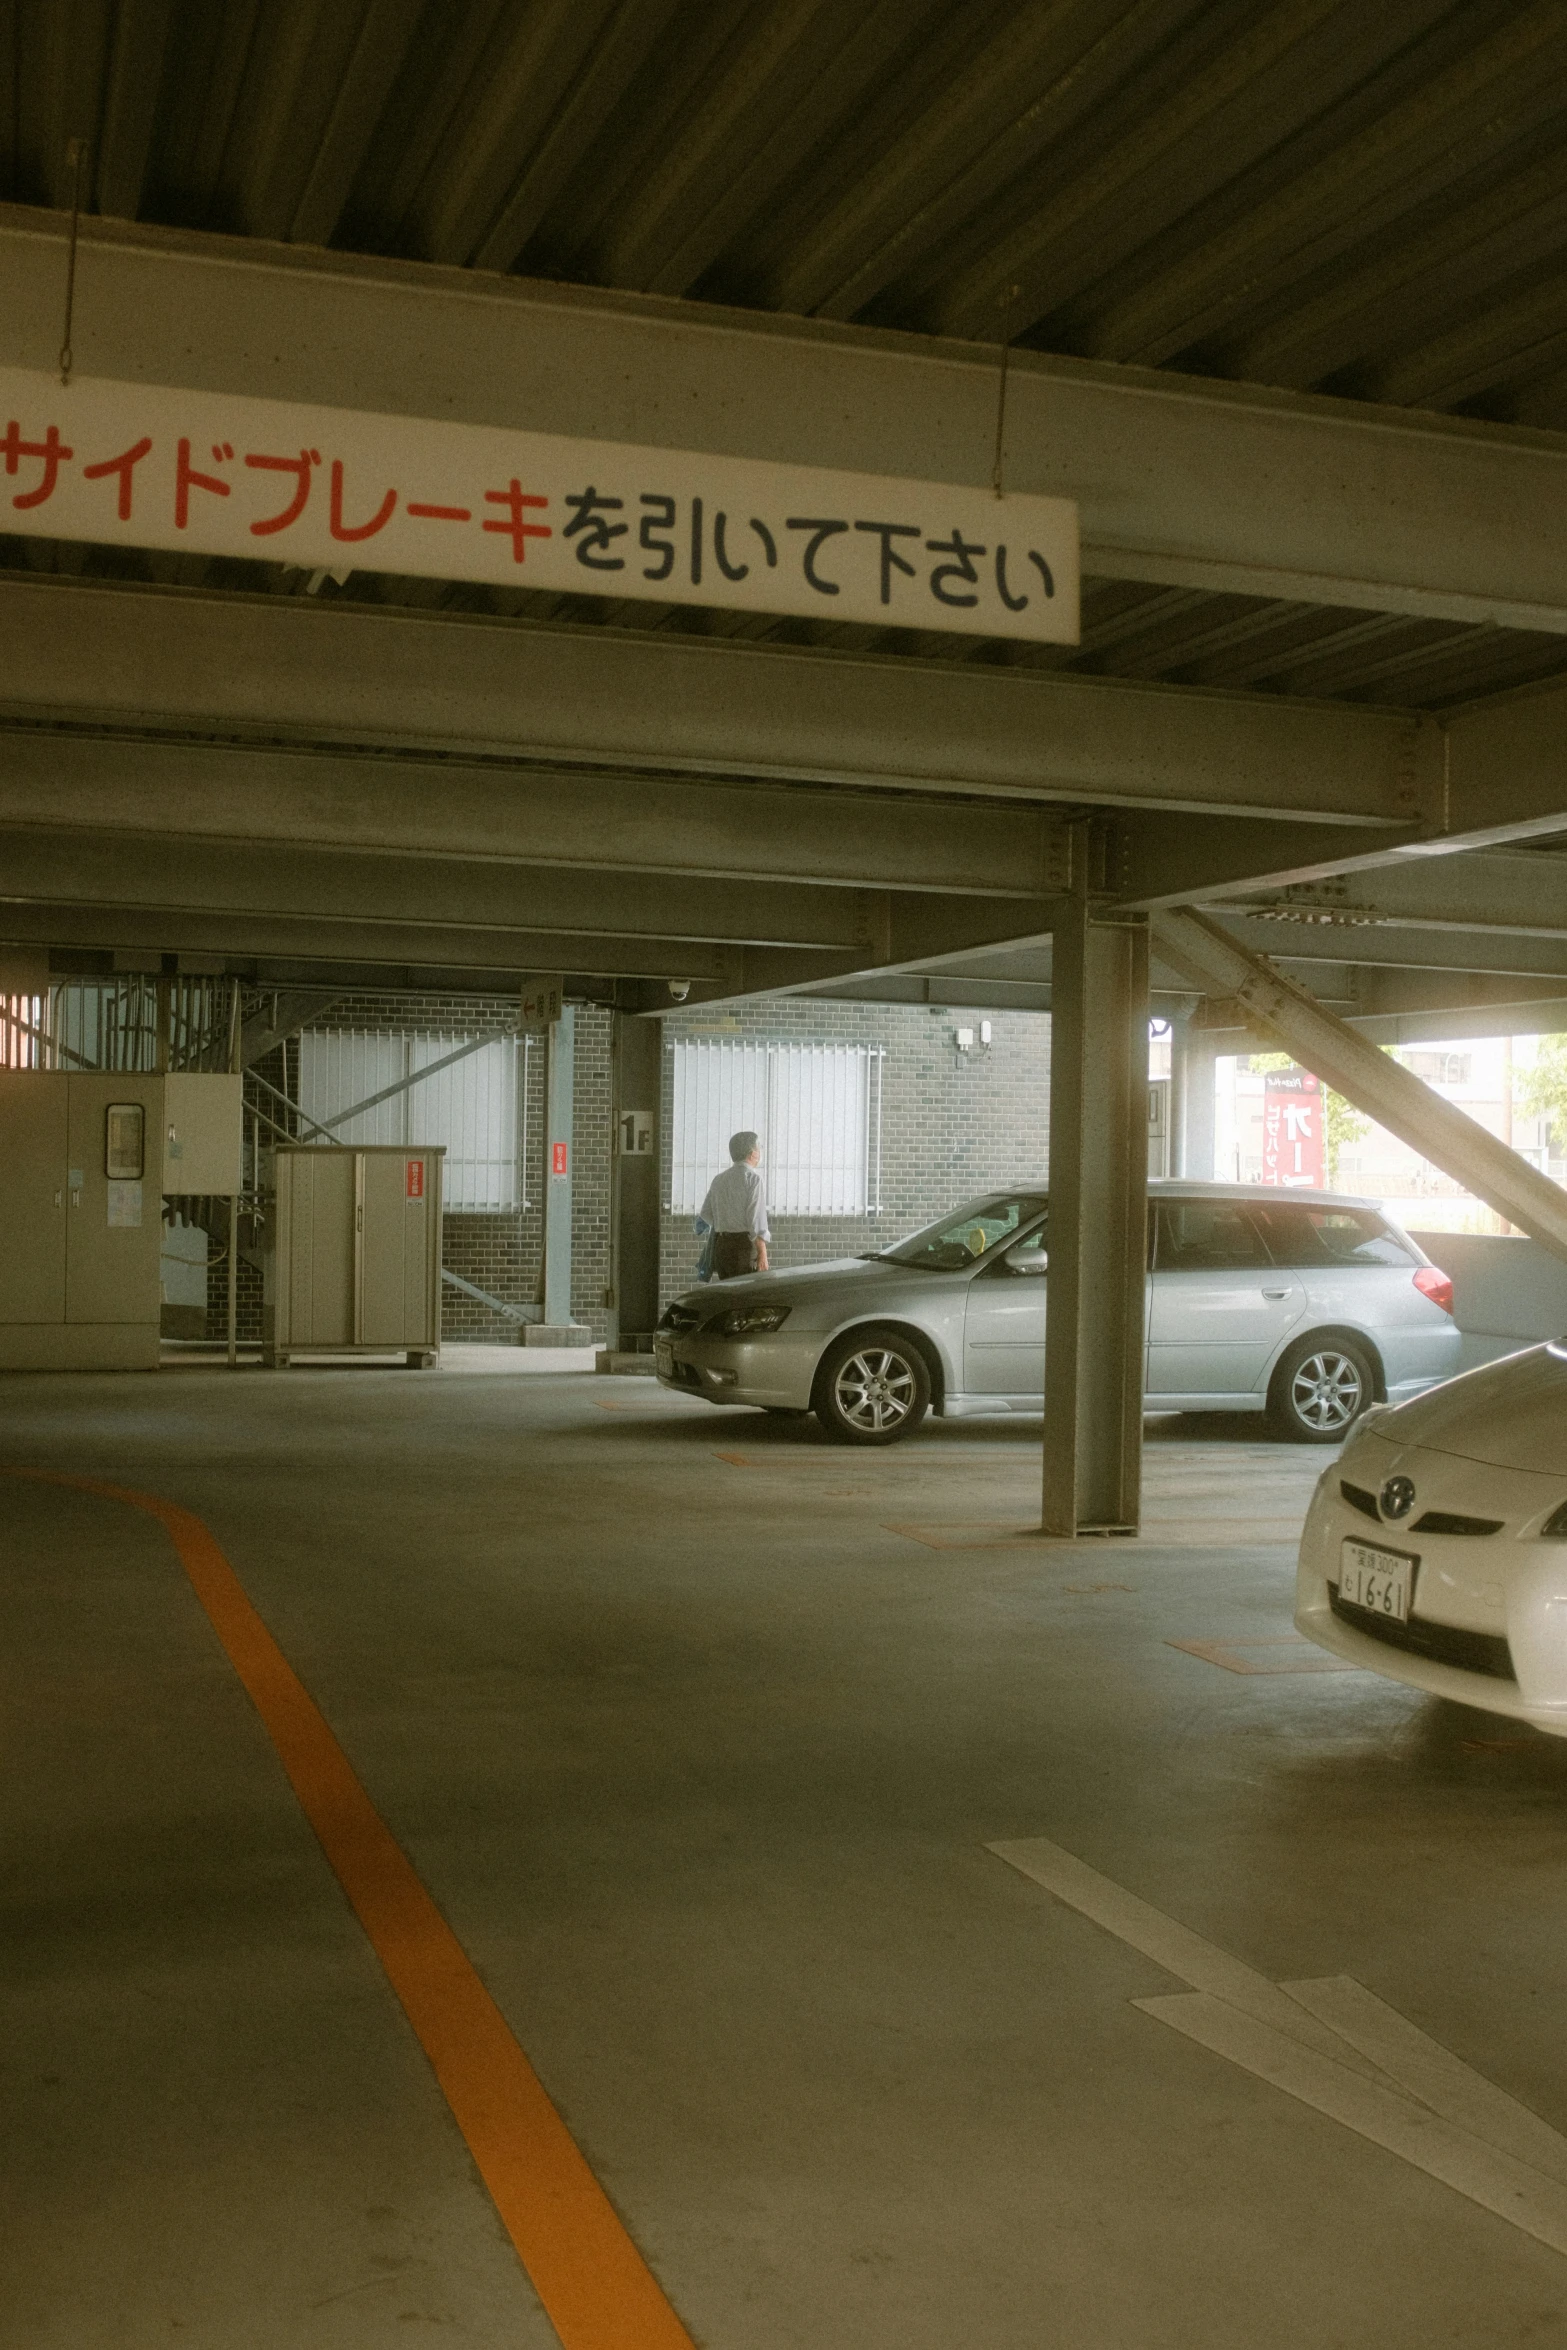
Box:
<box><xmin>176</xmin><ymin>439</ymin><xmax>233</xmax><ymax>529</ymax></box>
<box><xmin>82</xmin><ymin>436</ymin><xmax>153</xmax><ymax>522</ymax></box>
<box><xmin>329</xmin><ymin>461</ymin><xmax>397</xmax><ymax>542</ymax></box>
<box><xmin>482</xmin><ymin>478</ymin><xmax>550</xmax><ymax>563</ymax></box>
<box><xmin>246</xmin><ymin>447</ymin><xmax>321</xmax><ymax>537</ymax></box>
<box><xmin>4</xmin><ymin>421</ymin><xmax>73</xmax><ymax>509</ymax></box>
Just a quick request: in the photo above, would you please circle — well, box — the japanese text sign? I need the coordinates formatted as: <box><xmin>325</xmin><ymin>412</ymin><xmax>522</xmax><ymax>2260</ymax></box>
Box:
<box><xmin>519</xmin><ymin>976</ymin><xmax>564</xmax><ymax>1028</ymax></box>
<box><xmin>406</xmin><ymin>1158</ymin><xmax>424</xmax><ymax>1200</ymax></box>
<box><xmin>1262</xmin><ymin>1066</ymin><xmax>1324</xmax><ymax>1189</ymax></box>
<box><xmin>551</xmin><ymin>1142</ymin><xmax>569</xmax><ymax>1178</ymax></box>
<box><xmin>0</xmin><ymin>365</ymin><xmax>1079</xmax><ymax>644</ymax></box>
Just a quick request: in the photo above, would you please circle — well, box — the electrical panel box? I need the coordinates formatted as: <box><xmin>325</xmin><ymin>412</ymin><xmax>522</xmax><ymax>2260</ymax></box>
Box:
<box><xmin>163</xmin><ymin>1073</ymin><xmax>243</xmax><ymax>1192</ymax></box>
<box><xmin>263</xmin><ymin>1145</ymin><xmax>445</xmax><ymax>1367</ymax></box>
<box><xmin>0</xmin><ymin>1072</ymin><xmax>244</xmax><ymax>1369</ymax></box>
<box><xmin>0</xmin><ymin>1071</ymin><xmax>164</xmax><ymax>1368</ymax></box>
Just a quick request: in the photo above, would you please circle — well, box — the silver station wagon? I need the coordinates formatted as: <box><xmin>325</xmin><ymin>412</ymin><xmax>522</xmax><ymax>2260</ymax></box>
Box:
<box><xmin>655</xmin><ymin>1181</ymin><xmax>1462</xmax><ymax>1446</ymax></box>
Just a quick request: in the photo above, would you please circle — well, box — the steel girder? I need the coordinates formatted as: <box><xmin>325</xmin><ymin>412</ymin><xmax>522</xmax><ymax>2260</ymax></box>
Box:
<box><xmin>7</xmin><ymin>210</ymin><xmax>1567</xmax><ymax>633</ymax></box>
<box><xmin>1155</xmin><ymin>908</ymin><xmax>1567</xmax><ymax>1261</ymax></box>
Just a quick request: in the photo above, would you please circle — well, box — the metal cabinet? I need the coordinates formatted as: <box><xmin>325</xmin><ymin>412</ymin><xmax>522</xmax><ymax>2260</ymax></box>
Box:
<box><xmin>0</xmin><ymin>1071</ymin><xmax>244</xmax><ymax>1370</ymax></box>
<box><xmin>263</xmin><ymin>1145</ymin><xmax>444</xmax><ymax>1366</ymax></box>
<box><xmin>0</xmin><ymin>1072</ymin><xmax>164</xmax><ymax>1368</ymax></box>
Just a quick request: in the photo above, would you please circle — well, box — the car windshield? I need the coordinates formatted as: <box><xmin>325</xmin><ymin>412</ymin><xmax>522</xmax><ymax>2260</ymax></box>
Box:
<box><xmin>871</xmin><ymin>1193</ymin><xmax>1047</xmax><ymax>1271</ymax></box>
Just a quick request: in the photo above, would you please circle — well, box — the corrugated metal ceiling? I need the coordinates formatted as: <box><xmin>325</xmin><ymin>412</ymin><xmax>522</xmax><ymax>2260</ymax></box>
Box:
<box><xmin>5</xmin><ymin>0</ymin><xmax>1567</xmax><ymax>710</ymax></box>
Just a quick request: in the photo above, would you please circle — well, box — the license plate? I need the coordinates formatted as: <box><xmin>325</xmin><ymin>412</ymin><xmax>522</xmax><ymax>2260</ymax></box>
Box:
<box><xmin>1338</xmin><ymin>1538</ymin><xmax>1415</xmax><ymax>1622</ymax></box>
<box><xmin>655</xmin><ymin>1341</ymin><xmax>673</xmax><ymax>1375</ymax></box>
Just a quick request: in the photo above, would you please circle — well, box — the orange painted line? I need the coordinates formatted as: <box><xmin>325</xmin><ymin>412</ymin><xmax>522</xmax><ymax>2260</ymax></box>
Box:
<box><xmin>11</xmin><ymin>1472</ymin><xmax>694</xmax><ymax>2350</ymax></box>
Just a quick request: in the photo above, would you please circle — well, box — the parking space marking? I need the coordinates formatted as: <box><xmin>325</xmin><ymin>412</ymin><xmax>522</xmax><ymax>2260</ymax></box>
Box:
<box><xmin>887</xmin><ymin>1519</ymin><xmax>1296</xmax><ymax>1550</ymax></box>
<box><xmin>1168</xmin><ymin>1635</ymin><xmax>1362</xmax><ymax>1675</ymax></box>
<box><xmin>992</xmin><ymin>1835</ymin><xmax>1567</xmax><ymax>2259</ymax></box>
<box><xmin>11</xmin><ymin>1473</ymin><xmax>695</xmax><ymax>2350</ymax></box>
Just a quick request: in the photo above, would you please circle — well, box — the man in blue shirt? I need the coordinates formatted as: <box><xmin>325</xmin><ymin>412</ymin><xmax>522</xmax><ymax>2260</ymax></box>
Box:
<box><xmin>699</xmin><ymin>1130</ymin><xmax>771</xmax><ymax>1280</ymax></box>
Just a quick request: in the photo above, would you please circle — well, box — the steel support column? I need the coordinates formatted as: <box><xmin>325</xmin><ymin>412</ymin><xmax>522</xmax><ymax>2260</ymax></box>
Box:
<box><xmin>608</xmin><ymin>1012</ymin><xmax>662</xmax><ymax>1353</ymax></box>
<box><xmin>541</xmin><ymin>1006</ymin><xmax>577</xmax><ymax>1338</ymax></box>
<box><xmin>1173</xmin><ymin>1016</ymin><xmax>1219</xmax><ymax>1179</ymax></box>
<box><xmin>1042</xmin><ymin>900</ymin><xmax>1150</xmax><ymax>1538</ymax></box>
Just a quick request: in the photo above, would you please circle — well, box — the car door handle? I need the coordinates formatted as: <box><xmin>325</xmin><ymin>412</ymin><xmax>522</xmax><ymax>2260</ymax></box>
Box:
<box><xmin>1260</xmin><ymin>1286</ymin><xmax>1292</xmax><ymax>1299</ymax></box>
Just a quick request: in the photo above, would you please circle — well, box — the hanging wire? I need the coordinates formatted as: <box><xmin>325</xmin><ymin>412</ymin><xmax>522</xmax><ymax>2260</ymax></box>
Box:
<box><xmin>991</xmin><ymin>283</ymin><xmax>1020</xmax><ymax>500</ymax></box>
<box><xmin>59</xmin><ymin>137</ymin><xmax>87</xmax><ymax>386</ymax></box>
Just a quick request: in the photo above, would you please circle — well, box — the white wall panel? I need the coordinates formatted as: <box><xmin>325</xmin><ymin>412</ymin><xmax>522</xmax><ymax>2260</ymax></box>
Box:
<box><xmin>299</xmin><ymin>1032</ymin><xmax>518</xmax><ymax>1211</ymax></box>
<box><xmin>671</xmin><ymin>1040</ymin><xmax>880</xmax><ymax>1216</ymax></box>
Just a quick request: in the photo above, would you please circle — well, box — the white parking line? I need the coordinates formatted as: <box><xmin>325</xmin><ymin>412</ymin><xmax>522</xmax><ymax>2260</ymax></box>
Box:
<box><xmin>991</xmin><ymin>1836</ymin><xmax>1567</xmax><ymax>2257</ymax></box>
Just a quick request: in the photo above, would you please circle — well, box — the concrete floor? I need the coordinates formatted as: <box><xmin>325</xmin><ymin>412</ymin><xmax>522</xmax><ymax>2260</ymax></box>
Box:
<box><xmin>5</xmin><ymin>1366</ymin><xmax>1567</xmax><ymax>2346</ymax></box>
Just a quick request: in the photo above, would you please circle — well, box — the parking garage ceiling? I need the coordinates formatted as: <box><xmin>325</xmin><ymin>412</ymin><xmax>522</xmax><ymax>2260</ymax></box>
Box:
<box><xmin>3</xmin><ymin>0</ymin><xmax>1567</xmax><ymax>1017</ymax></box>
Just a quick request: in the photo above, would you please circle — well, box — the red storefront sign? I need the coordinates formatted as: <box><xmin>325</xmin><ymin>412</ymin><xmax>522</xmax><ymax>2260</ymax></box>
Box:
<box><xmin>1262</xmin><ymin>1067</ymin><xmax>1323</xmax><ymax>1188</ymax></box>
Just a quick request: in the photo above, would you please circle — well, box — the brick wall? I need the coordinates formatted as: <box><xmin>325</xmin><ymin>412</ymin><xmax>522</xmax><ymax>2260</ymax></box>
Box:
<box><xmin>234</xmin><ymin>992</ymin><xmax>614</xmax><ymax>1345</ymax></box>
<box><xmin>659</xmin><ymin>999</ymin><xmax>1050</xmax><ymax>1304</ymax></box>
<box><xmin>210</xmin><ymin>990</ymin><xmax>1047</xmax><ymax>1343</ymax></box>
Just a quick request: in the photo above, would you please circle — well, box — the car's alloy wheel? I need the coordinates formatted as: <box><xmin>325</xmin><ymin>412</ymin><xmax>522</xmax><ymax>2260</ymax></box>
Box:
<box><xmin>1270</xmin><ymin>1337</ymin><xmax>1372</xmax><ymax>1442</ymax></box>
<box><xmin>815</xmin><ymin>1330</ymin><xmax>930</xmax><ymax>1444</ymax></box>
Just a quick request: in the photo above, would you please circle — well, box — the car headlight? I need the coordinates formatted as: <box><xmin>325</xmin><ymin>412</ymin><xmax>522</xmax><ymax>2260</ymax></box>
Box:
<box><xmin>713</xmin><ymin>1303</ymin><xmax>792</xmax><ymax>1337</ymax></box>
<box><xmin>1541</xmin><ymin>1500</ymin><xmax>1567</xmax><ymax>1540</ymax></box>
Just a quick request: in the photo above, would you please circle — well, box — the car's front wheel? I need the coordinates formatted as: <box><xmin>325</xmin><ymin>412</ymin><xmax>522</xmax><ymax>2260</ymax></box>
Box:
<box><xmin>1268</xmin><ymin>1333</ymin><xmax>1374</xmax><ymax>1442</ymax></box>
<box><xmin>813</xmin><ymin>1327</ymin><xmax>930</xmax><ymax>1445</ymax></box>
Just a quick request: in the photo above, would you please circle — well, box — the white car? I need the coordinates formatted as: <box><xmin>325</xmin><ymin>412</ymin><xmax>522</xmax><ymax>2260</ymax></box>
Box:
<box><xmin>1296</xmin><ymin>1342</ymin><xmax>1567</xmax><ymax>1732</ymax></box>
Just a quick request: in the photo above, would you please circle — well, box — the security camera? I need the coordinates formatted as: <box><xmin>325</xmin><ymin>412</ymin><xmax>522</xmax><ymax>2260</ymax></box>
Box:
<box><xmin>667</xmin><ymin>979</ymin><xmax>691</xmax><ymax>1002</ymax></box>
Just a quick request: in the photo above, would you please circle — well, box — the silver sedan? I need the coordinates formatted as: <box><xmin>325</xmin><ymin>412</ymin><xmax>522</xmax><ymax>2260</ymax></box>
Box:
<box><xmin>654</xmin><ymin>1183</ymin><xmax>1462</xmax><ymax>1445</ymax></box>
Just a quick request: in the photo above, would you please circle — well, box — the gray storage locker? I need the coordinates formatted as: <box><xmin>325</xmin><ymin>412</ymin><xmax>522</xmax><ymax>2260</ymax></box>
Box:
<box><xmin>262</xmin><ymin>1145</ymin><xmax>445</xmax><ymax>1367</ymax></box>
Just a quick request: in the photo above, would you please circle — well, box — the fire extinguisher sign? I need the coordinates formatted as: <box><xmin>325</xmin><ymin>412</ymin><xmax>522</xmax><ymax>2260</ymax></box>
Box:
<box><xmin>406</xmin><ymin>1159</ymin><xmax>424</xmax><ymax>1199</ymax></box>
<box><xmin>551</xmin><ymin>1141</ymin><xmax>569</xmax><ymax>1177</ymax></box>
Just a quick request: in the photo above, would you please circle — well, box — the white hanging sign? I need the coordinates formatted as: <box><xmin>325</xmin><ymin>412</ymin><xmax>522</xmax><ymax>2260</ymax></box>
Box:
<box><xmin>0</xmin><ymin>364</ymin><xmax>1078</xmax><ymax>645</ymax></box>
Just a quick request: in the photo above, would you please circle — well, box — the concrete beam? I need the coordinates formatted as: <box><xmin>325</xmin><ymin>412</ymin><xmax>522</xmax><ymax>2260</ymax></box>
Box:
<box><xmin>1155</xmin><ymin>909</ymin><xmax>1567</xmax><ymax>1261</ymax></box>
<box><xmin>0</xmin><ymin>823</ymin><xmax>1063</xmax><ymax>953</ymax></box>
<box><xmin>1443</xmin><ymin>684</ymin><xmax>1567</xmax><ymax>844</ymax></box>
<box><xmin>0</xmin><ymin>900</ymin><xmax>751</xmax><ymax>981</ymax></box>
<box><xmin>1213</xmin><ymin>916</ymin><xmax>1567</xmax><ymax>984</ymax></box>
<box><xmin>1111</xmin><ymin>814</ymin><xmax>1435</xmax><ymax>910</ymax></box>
<box><xmin>0</xmin><ymin>577</ymin><xmax>1428</xmax><ymax>825</ymax></box>
<box><xmin>0</xmin><ymin>725</ymin><xmax>1073</xmax><ymax>900</ymax></box>
<box><xmin>8</xmin><ymin>209</ymin><xmax>1567</xmax><ymax>632</ymax></box>
<box><xmin>1214</xmin><ymin>847</ymin><xmax>1567</xmax><ymax>941</ymax></box>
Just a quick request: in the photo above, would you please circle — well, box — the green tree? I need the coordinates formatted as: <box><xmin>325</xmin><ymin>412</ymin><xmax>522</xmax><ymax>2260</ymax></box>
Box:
<box><xmin>1517</xmin><ymin>1034</ymin><xmax>1567</xmax><ymax>1153</ymax></box>
<box><xmin>1245</xmin><ymin>1054</ymin><xmax>1368</xmax><ymax>1185</ymax></box>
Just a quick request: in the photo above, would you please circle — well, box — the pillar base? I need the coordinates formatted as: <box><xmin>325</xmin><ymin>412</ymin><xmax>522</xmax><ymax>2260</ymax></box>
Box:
<box><xmin>525</xmin><ymin>1323</ymin><xmax>594</xmax><ymax>1348</ymax></box>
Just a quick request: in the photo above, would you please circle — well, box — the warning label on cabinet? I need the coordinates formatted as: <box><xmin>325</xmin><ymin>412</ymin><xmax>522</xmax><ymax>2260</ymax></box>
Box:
<box><xmin>406</xmin><ymin>1159</ymin><xmax>424</xmax><ymax>1199</ymax></box>
<box><xmin>106</xmin><ymin>1179</ymin><xmax>143</xmax><ymax>1228</ymax></box>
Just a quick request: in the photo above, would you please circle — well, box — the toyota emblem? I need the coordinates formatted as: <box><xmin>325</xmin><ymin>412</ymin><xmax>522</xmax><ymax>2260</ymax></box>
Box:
<box><xmin>1380</xmin><ymin>1475</ymin><xmax>1416</xmax><ymax>1522</ymax></box>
